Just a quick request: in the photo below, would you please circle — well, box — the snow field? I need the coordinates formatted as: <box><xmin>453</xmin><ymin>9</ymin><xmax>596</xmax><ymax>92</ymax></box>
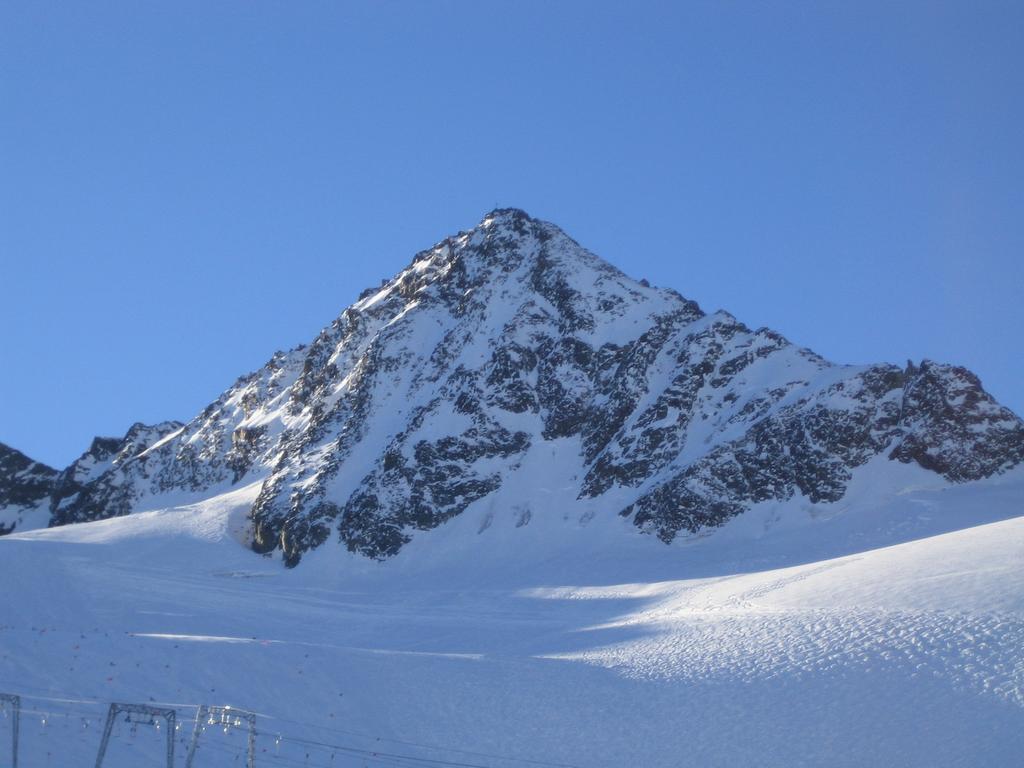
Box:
<box><xmin>1</xmin><ymin>466</ymin><xmax>1022</xmax><ymax>766</ymax></box>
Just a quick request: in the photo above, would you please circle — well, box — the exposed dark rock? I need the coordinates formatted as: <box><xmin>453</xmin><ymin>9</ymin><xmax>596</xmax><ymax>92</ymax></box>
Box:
<box><xmin>890</xmin><ymin>361</ymin><xmax>1024</xmax><ymax>482</ymax></box>
<box><xmin>0</xmin><ymin>443</ymin><xmax>59</xmax><ymax>534</ymax></box>
<box><xmin>50</xmin><ymin>421</ymin><xmax>185</xmax><ymax>525</ymax></box>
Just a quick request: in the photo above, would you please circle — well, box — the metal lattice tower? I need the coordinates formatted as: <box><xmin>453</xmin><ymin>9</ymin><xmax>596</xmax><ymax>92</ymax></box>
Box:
<box><xmin>0</xmin><ymin>694</ymin><xmax>19</xmax><ymax>768</ymax></box>
<box><xmin>93</xmin><ymin>702</ymin><xmax>176</xmax><ymax>768</ymax></box>
<box><xmin>185</xmin><ymin>705</ymin><xmax>257</xmax><ymax>768</ymax></box>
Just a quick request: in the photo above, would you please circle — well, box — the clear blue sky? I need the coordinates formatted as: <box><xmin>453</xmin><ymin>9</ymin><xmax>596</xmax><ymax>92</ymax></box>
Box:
<box><xmin>2</xmin><ymin>1</ymin><xmax>1022</xmax><ymax>468</ymax></box>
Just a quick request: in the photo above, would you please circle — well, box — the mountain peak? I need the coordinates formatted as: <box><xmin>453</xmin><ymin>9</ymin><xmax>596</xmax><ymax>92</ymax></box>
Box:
<box><xmin>479</xmin><ymin>206</ymin><xmax>534</xmax><ymax>228</ymax></box>
<box><xmin>350</xmin><ymin>207</ymin><xmax>682</xmax><ymax>344</ymax></box>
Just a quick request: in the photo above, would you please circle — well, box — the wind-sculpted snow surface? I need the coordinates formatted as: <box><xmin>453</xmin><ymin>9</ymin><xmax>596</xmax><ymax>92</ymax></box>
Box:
<box><xmin>2</xmin><ymin>209</ymin><xmax>1022</xmax><ymax>564</ymax></box>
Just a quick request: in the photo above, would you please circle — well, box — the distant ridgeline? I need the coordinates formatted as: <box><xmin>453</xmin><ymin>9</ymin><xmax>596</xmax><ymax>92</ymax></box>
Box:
<box><xmin>2</xmin><ymin>209</ymin><xmax>1022</xmax><ymax>563</ymax></box>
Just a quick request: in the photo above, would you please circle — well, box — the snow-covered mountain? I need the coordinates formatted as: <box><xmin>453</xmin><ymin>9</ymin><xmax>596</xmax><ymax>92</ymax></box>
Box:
<box><xmin>2</xmin><ymin>208</ymin><xmax>1023</xmax><ymax>767</ymax></box>
<box><xmin>2</xmin><ymin>208</ymin><xmax>1022</xmax><ymax>566</ymax></box>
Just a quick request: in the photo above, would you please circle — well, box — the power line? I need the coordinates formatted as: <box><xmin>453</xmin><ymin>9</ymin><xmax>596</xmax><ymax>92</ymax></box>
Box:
<box><xmin>258</xmin><ymin>712</ymin><xmax>582</xmax><ymax>768</ymax></box>
<box><xmin>275</xmin><ymin>733</ymin><xmax>564</xmax><ymax>768</ymax></box>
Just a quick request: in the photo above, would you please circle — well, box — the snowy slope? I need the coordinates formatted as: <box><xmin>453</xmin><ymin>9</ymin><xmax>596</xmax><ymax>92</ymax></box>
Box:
<box><xmin>1</xmin><ymin>464</ymin><xmax>1021</xmax><ymax>767</ymax></box>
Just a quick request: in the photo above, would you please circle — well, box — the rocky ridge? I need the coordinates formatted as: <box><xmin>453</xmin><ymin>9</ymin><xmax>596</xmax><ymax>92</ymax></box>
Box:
<box><xmin>2</xmin><ymin>209</ymin><xmax>1022</xmax><ymax>564</ymax></box>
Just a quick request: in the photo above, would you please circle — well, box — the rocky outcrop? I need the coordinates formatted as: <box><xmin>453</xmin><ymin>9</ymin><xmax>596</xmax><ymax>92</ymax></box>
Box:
<box><xmin>49</xmin><ymin>421</ymin><xmax>184</xmax><ymax>524</ymax></box>
<box><xmin>0</xmin><ymin>421</ymin><xmax>186</xmax><ymax>534</ymax></box>
<box><xmin>0</xmin><ymin>443</ymin><xmax>59</xmax><ymax>534</ymax></box>
<box><xmin>889</xmin><ymin>361</ymin><xmax>1024</xmax><ymax>482</ymax></box>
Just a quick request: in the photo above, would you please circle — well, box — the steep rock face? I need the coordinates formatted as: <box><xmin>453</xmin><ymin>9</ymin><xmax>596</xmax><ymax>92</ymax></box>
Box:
<box><xmin>2</xmin><ymin>209</ymin><xmax>1022</xmax><ymax>561</ymax></box>
<box><xmin>889</xmin><ymin>361</ymin><xmax>1024</xmax><ymax>482</ymax></box>
<box><xmin>247</xmin><ymin>209</ymin><xmax>708</xmax><ymax>563</ymax></box>
<box><xmin>0</xmin><ymin>422</ymin><xmax>187</xmax><ymax>535</ymax></box>
<box><xmin>50</xmin><ymin>421</ymin><xmax>184</xmax><ymax>524</ymax></box>
<box><xmin>0</xmin><ymin>444</ymin><xmax>59</xmax><ymax>534</ymax></box>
